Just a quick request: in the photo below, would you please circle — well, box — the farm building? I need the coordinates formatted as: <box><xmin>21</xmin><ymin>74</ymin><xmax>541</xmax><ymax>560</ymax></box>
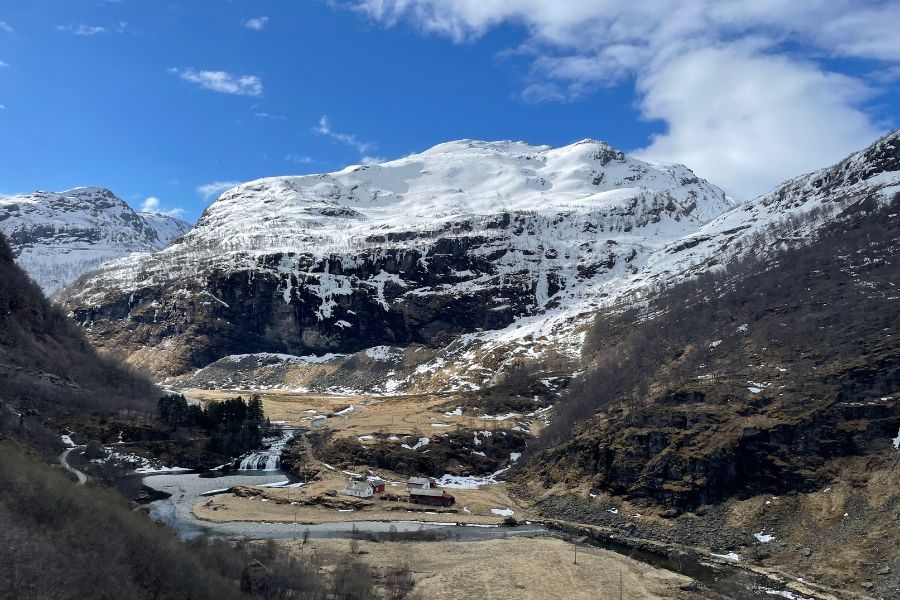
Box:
<box><xmin>405</xmin><ymin>476</ymin><xmax>432</xmax><ymax>492</ymax></box>
<box><xmin>409</xmin><ymin>486</ymin><xmax>455</xmax><ymax>507</ymax></box>
<box><xmin>343</xmin><ymin>479</ymin><xmax>374</xmax><ymax>498</ymax></box>
<box><xmin>343</xmin><ymin>477</ymin><xmax>387</xmax><ymax>498</ymax></box>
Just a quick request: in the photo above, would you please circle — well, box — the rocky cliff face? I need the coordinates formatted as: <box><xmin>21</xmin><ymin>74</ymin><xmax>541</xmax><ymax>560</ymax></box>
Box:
<box><xmin>0</xmin><ymin>187</ymin><xmax>191</xmax><ymax>294</ymax></box>
<box><xmin>60</xmin><ymin>139</ymin><xmax>732</xmax><ymax>377</ymax></box>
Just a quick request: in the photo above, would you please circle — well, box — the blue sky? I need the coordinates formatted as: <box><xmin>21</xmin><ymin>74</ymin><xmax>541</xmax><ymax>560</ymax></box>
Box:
<box><xmin>0</xmin><ymin>1</ymin><xmax>897</xmax><ymax>222</ymax></box>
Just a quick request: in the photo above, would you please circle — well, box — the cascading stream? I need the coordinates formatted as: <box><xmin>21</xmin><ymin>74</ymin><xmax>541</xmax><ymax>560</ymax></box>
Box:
<box><xmin>238</xmin><ymin>430</ymin><xmax>294</xmax><ymax>471</ymax></box>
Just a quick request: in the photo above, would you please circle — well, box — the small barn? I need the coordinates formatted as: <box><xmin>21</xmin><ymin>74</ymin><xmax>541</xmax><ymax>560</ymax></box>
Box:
<box><xmin>409</xmin><ymin>486</ymin><xmax>455</xmax><ymax>507</ymax></box>
<box><xmin>343</xmin><ymin>479</ymin><xmax>374</xmax><ymax>498</ymax></box>
<box><xmin>405</xmin><ymin>476</ymin><xmax>431</xmax><ymax>492</ymax></box>
<box><xmin>370</xmin><ymin>478</ymin><xmax>386</xmax><ymax>493</ymax></box>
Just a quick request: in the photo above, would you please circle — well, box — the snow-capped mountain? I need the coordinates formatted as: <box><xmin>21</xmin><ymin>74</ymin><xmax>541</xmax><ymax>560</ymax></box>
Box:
<box><xmin>61</xmin><ymin>139</ymin><xmax>730</xmax><ymax>375</ymax></box>
<box><xmin>60</xmin><ymin>132</ymin><xmax>899</xmax><ymax>386</ymax></box>
<box><xmin>0</xmin><ymin>187</ymin><xmax>192</xmax><ymax>294</ymax></box>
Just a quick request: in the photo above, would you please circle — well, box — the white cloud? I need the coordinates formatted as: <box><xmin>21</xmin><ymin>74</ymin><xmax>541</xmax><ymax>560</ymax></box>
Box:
<box><xmin>196</xmin><ymin>181</ymin><xmax>242</xmax><ymax>200</ymax></box>
<box><xmin>345</xmin><ymin>0</ymin><xmax>898</xmax><ymax>199</ymax></box>
<box><xmin>139</xmin><ymin>196</ymin><xmax>185</xmax><ymax>217</ymax></box>
<box><xmin>140</xmin><ymin>197</ymin><xmax>161</xmax><ymax>212</ymax></box>
<box><xmin>315</xmin><ymin>115</ymin><xmax>376</xmax><ymax>153</ymax></box>
<box><xmin>635</xmin><ymin>44</ymin><xmax>881</xmax><ymax>199</ymax></box>
<box><xmin>56</xmin><ymin>24</ymin><xmax>106</xmax><ymax>36</ymax></box>
<box><xmin>360</xmin><ymin>156</ymin><xmax>385</xmax><ymax>165</ymax></box>
<box><xmin>0</xmin><ymin>61</ymin><xmax>7</xmax><ymax>68</ymax></box>
<box><xmin>285</xmin><ymin>154</ymin><xmax>315</xmax><ymax>164</ymax></box>
<box><xmin>169</xmin><ymin>68</ymin><xmax>263</xmax><ymax>97</ymax></box>
<box><xmin>0</xmin><ymin>105</ymin><xmax>5</xmax><ymax>111</ymax></box>
<box><xmin>244</xmin><ymin>16</ymin><xmax>269</xmax><ymax>31</ymax></box>
<box><xmin>0</xmin><ymin>21</ymin><xmax>12</xmax><ymax>33</ymax></box>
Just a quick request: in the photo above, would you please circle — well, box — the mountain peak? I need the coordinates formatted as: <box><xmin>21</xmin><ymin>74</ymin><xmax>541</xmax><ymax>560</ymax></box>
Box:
<box><xmin>0</xmin><ymin>187</ymin><xmax>192</xmax><ymax>294</ymax></box>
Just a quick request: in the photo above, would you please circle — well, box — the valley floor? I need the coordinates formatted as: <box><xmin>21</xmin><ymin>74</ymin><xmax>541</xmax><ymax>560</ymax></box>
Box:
<box><xmin>271</xmin><ymin>536</ymin><xmax>698</xmax><ymax>600</ymax></box>
<box><xmin>194</xmin><ymin>468</ymin><xmax>530</xmax><ymax>526</ymax></box>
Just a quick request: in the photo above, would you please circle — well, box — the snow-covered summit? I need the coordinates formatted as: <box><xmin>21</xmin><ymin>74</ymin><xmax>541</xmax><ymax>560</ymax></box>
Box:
<box><xmin>62</xmin><ymin>139</ymin><xmax>733</xmax><ymax>375</ymax></box>
<box><xmin>183</xmin><ymin>137</ymin><xmax>728</xmax><ymax>257</ymax></box>
<box><xmin>0</xmin><ymin>187</ymin><xmax>192</xmax><ymax>294</ymax></box>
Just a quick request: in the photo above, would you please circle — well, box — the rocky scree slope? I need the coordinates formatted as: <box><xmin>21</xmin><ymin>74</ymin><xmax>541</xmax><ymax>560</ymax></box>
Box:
<box><xmin>61</xmin><ymin>139</ymin><xmax>732</xmax><ymax>377</ymax></box>
<box><xmin>0</xmin><ymin>187</ymin><xmax>191</xmax><ymax>294</ymax></box>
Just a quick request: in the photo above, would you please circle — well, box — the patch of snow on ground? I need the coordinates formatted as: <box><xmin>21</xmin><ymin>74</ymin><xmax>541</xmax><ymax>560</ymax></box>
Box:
<box><xmin>226</xmin><ymin>352</ymin><xmax>347</xmax><ymax>364</ymax></box>
<box><xmin>401</xmin><ymin>437</ymin><xmax>430</xmax><ymax>450</ymax></box>
<box><xmin>431</xmin><ymin>423</ymin><xmax>449</xmax><ymax>427</ymax></box>
<box><xmin>763</xmin><ymin>590</ymin><xmax>812</xmax><ymax>600</ymax></box>
<box><xmin>893</xmin><ymin>426</ymin><xmax>900</xmax><ymax>449</ymax></box>
<box><xmin>61</xmin><ymin>435</ymin><xmax>75</xmax><ymax>447</ymax></box>
<box><xmin>710</xmin><ymin>552</ymin><xmax>740</xmax><ymax>562</ymax></box>
<box><xmin>333</xmin><ymin>405</ymin><xmax>355</xmax><ymax>416</ymax></box>
<box><xmin>510</xmin><ymin>452</ymin><xmax>521</xmax><ymax>462</ymax></box>
<box><xmin>443</xmin><ymin>407</ymin><xmax>463</xmax><ymax>417</ymax></box>
<box><xmin>754</xmin><ymin>532</ymin><xmax>776</xmax><ymax>543</ymax></box>
<box><xmin>256</xmin><ymin>480</ymin><xmax>291</xmax><ymax>488</ymax></box>
<box><xmin>491</xmin><ymin>508</ymin><xmax>514</xmax><ymax>517</ymax></box>
<box><xmin>480</xmin><ymin>412</ymin><xmax>520</xmax><ymax>421</ymax></box>
<box><xmin>134</xmin><ymin>465</ymin><xmax>191</xmax><ymax>474</ymax></box>
<box><xmin>435</xmin><ymin>472</ymin><xmax>504</xmax><ymax>489</ymax></box>
<box><xmin>365</xmin><ymin>345</ymin><xmax>402</xmax><ymax>361</ymax></box>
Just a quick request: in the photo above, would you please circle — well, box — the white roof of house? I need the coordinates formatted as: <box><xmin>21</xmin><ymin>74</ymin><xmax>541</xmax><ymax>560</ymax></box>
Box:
<box><xmin>345</xmin><ymin>480</ymin><xmax>372</xmax><ymax>491</ymax></box>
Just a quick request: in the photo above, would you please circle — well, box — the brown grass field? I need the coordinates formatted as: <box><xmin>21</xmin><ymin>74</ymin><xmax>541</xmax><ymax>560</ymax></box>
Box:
<box><xmin>273</xmin><ymin>536</ymin><xmax>696</xmax><ymax>600</ymax></box>
<box><xmin>185</xmin><ymin>388</ymin><xmax>523</xmax><ymax>439</ymax></box>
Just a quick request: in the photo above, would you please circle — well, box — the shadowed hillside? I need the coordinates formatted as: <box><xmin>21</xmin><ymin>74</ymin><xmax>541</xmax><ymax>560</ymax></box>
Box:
<box><xmin>0</xmin><ymin>231</ymin><xmax>158</xmax><ymax>418</ymax></box>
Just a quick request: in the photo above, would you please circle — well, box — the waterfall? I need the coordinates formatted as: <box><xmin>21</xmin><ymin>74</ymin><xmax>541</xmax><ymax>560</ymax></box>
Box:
<box><xmin>237</xmin><ymin>430</ymin><xmax>293</xmax><ymax>471</ymax></box>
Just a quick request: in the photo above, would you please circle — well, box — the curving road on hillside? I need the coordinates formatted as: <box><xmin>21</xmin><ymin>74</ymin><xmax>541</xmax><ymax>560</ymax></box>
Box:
<box><xmin>59</xmin><ymin>446</ymin><xmax>88</xmax><ymax>485</ymax></box>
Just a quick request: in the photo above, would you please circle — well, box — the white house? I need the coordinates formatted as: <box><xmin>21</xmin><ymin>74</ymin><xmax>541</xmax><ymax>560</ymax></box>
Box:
<box><xmin>343</xmin><ymin>479</ymin><xmax>374</xmax><ymax>498</ymax></box>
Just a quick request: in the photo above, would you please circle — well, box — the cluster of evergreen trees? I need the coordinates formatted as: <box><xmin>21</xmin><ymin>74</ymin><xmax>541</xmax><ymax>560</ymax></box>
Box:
<box><xmin>157</xmin><ymin>394</ymin><xmax>271</xmax><ymax>457</ymax></box>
